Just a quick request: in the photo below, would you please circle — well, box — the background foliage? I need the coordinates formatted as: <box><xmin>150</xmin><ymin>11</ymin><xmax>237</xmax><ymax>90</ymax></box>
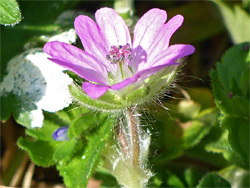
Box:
<box><xmin>1</xmin><ymin>0</ymin><xmax>249</xmax><ymax>187</ymax></box>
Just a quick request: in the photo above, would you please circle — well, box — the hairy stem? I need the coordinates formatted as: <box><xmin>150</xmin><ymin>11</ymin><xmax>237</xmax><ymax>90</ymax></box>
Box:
<box><xmin>126</xmin><ymin>108</ymin><xmax>139</xmax><ymax>167</ymax></box>
<box><xmin>115</xmin><ymin>124</ymin><xmax>129</xmax><ymax>156</ymax></box>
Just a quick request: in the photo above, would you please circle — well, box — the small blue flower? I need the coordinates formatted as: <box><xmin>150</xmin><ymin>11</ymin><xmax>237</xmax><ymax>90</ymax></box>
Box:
<box><xmin>52</xmin><ymin>127</ymin><xmax>69</xmax><ymax>141</ymax></box>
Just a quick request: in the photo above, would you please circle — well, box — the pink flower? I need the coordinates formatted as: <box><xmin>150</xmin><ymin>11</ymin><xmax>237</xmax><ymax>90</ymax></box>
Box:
<box><xmin>44</xmin><ymin>8</ymin><xmax>195</xmax><ymax>99</ymax></box>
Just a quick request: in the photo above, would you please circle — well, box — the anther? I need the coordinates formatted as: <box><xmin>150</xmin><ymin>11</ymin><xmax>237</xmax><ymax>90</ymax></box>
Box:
<box><xmin>106</xmin><ymin>44</ymin><xmax>133</xmax><ymax>64</ymax></box>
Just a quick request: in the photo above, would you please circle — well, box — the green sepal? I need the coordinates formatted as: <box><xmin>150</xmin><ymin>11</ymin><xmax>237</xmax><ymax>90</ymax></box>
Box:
<box><xmin>197</xmin><ymin>173</ymin><xmax>231</xmax><ymax>187</ymax></box>
<box><xmin>69</xmin><ymin>65</ymin><xmax>178</xmax><ymax>111</ymax></box>
<box><xmin>69</xmin><ymin>85</ymin><xmax>124</xmax><ymax>111</ymax></box>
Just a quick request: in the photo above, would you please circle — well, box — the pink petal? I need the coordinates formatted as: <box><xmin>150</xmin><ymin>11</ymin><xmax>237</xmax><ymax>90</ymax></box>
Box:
<box><xmin>149</xmin><ymin>44</ymin><xmax>195</xmax><ymax>68</ymax></box>
<box><xmin>142</xmin><ymin>15</ymin><xmax>184</xmax><ymax>70</ymax></box>
<box><xmin>111</xmin><ymin>45</ymin><xmax>195</xmax><ymax>91</ymax></box>
<box><xmin>83</xmin><ymin>45</ymin><xmax>191</xmax><ymax>99</ymax></box>
<box><xmin>82</xmin><ymin>82</ymin><xmax>109</xmax><ymax>99</ymax></box>
<box><xmin>95</xmin><ymin>7</ymin><xmax>131</xmax><ymax>47</ymax></box>
<box><xmin>74</xmin><ymin>15</ymin><xmax>115</xmax><ymax>71</ymax></box>
<box><xmin>131</xmin><ymin>8</ymin><xmax>167</xmax><ymax>71</ymax></box>
<box><xmin>44</xmin><ymin>41</ymin><xmax>108</xmax><ymax>85</ymax></box>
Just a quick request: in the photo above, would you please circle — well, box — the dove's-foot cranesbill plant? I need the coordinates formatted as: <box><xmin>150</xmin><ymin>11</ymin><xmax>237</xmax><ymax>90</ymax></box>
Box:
<box><xmin>44</xmin><ymin>7</ymin><xmax>195</xmax><ymax>188</ymax></box>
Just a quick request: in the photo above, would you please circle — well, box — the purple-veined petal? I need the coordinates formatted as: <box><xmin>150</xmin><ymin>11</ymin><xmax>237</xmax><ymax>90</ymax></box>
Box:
<box><xmin>148</xmin><ymin>44</ymin><xmax>195</xmax><ymax>68</ymax></box>
<box><xmin>131</xmin><ymin>8</ymin><xmax>167</xmax><ymax>71</ymax></box>
<box><xmin>141</xmin><ymin>15</ymin><xmax>184</xmax><ymax>70</ymax></box>
<box><xmin>82</xmin><ymin>82</ymin><xmax>109</xmax><ymax>99</ymax></box>
<box><xmin>110</xmin><ymin>75</ymin><xmax>140</xmax><ymax>90</ymax></box>
<box><xmin>53</xmin><ymin>127</ymin><xmax>69</xmax><ymax>141</ymax></box>
<box><xmin>95</xmin><ymin>7</ymin><xmax>131</xmax><ymax>48</ymax></box>
<box><xmin>44</xmin><ymin>41</ymin><xmax>108</xmax><ymax>85</ymax></box>
<box><xmin>74</xmin><ymin>15</ymin><xmax>115</xmax><ymax>71</ymax></box>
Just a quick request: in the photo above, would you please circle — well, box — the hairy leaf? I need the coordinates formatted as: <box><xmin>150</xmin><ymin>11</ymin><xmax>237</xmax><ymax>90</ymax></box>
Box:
<box><xmin>0</xmin><ymin>0</ymin><xmax>21</xmax><ymax>25</ymax></box>
<box><xmin>57</xmin><ymin>116</ymin><xmax>117</xmax><ymax>188</ymax></box>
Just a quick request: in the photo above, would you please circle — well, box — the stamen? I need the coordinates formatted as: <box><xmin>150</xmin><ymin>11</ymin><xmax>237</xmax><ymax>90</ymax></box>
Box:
<box><xmin>106</xmin><ymin>44</ymin><xmax>132</xmax><ymax>64</ymax></box>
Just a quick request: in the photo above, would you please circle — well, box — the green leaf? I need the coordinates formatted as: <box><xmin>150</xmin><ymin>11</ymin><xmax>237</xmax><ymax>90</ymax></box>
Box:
<box><xmin>197</xmin><ymin>173</ymin><xmax>231</xmax><ymax>188</ymax></box>
<box><xmin>178</xmin><ymin>100</ymin><xmax>201</xmax><ymax>120</ymax></box>
<box><xmin>219</xmin><ymin>165</ymin><xmax>250</xmax><ymax>188</ymax></box>
<box><xmin>153</xmin><ymin>118</ymin><xmax>183</xmax><ymax>163</ymax></box>
<box><xmin>68</xmin><ymin>113</ymin><xmax>103</xmax><ymax>139</ymax></box>
<box><xmin>212</xmin><ymin>0</ymin><xmax>250</xmax><ymax>44</ymax></box>
<box><xmin>1</xmin><ymin>0</ymin><xmax>80</xmax><ymax>81</ymax></box>
<box><xmin>216</xmin><ymin>43</ymin><xmax>250</xmax><ymax>93</ymax></box>
<box><xmin>17</xmin><ymin>106</ymin><xmax>96</xmax><ymax>168</ymax></box>
<box><xmin>240</xmin><ymin>67</ymin><xmax>249</xmax><ymax>97</ymax></box>
<box><xmin>26</xmin><ymin>114</ymin><xmax>63</xmax><ymax>142</ymax></box>
<box><xmin>17</xmin><ymin>137</ymin><xmax>57</xmax><ymax>167</ymax></box>
<box><xmin>182</xmin><ymin>108</ymin><xmax>218</xmax><ymax>148</ymax></box>
<box><xmin>187</xmin><ymin>87</ymin><xmax>215</xmax><ymax>110</ymax></box>
<box><xmin>210</xmin><ymin>43</ymin><xmax>250</xmax><ymax>118</ymax></box>
<box><xmin>94</xmin><ymin>166</ymin><xmax>120</xmax><ymax>188</ymax></box>
<box><xmin>57</xmin><ymin>116</ymin><xmax>117</xmax><ymax>188</ymax></box>
<box><xmin>165</xmin><ymin>170</ymin><xmax>185</xmax><ymax>187</ymax></box>
<box><xmin>184</xmin><ymin>168</ymin><xmax>204</xmax><ymax>187</ymax></box>
<box><xmin>53</xmin><ymin>140</ymin><xmax>76</xmax><ymax>161</ymax></box>
<box><xmin>210</xmin><ymin>70</ymin><xmax>239</xmax><ymax>116</ymax></box>
<box><xmin>205</xmin><ymin>129</ymin><xmax>234</xmax><ymax>161</ymax></box>
<box><xmin>186</xmin><ymin>141</ymin><xmax>229</xmax><ymax>168</ymax></box>
<box><xmin>0</xmin><ymin>94</ymin><xmax>17</xmax><ymax>122</ymax></box>
<box><xmin>0</xmin><ymin>0</ymin><xmax>21</xmax><ymax>25</ymax></box>
<box><xmin>222</xmin><ymin>116</ymin><xmax>249</xmax><ymax>167</ymax></box>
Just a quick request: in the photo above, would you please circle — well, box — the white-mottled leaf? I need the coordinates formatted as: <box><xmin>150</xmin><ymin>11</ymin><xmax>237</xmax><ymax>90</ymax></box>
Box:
<box><xmin>0</xmin><ymin>49</ymin><xmax>73</xmax><ymax>128</ymax></box>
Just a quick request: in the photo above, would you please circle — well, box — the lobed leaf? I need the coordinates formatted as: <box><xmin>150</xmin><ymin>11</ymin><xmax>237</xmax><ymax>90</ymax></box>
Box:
<box><xmin>17</xmin><ymin>138</ymin><xmax>57</xmax><ymax>167</ymax></box>
<box><xmin>210</xmin><ymin>43</ymin><xmax>250</xmax><ymax>118</ymax></box>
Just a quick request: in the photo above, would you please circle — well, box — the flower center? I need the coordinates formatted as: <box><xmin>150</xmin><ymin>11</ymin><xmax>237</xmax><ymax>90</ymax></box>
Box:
<box><xmin>106</xmin><ymin>43</ymin><xmax>132</xmax><ymax>64</ymax></box>
<box><xmin>106</xmin><ymin>44</ymin><xmax>134</xmax><ymax>85</ymax></box>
